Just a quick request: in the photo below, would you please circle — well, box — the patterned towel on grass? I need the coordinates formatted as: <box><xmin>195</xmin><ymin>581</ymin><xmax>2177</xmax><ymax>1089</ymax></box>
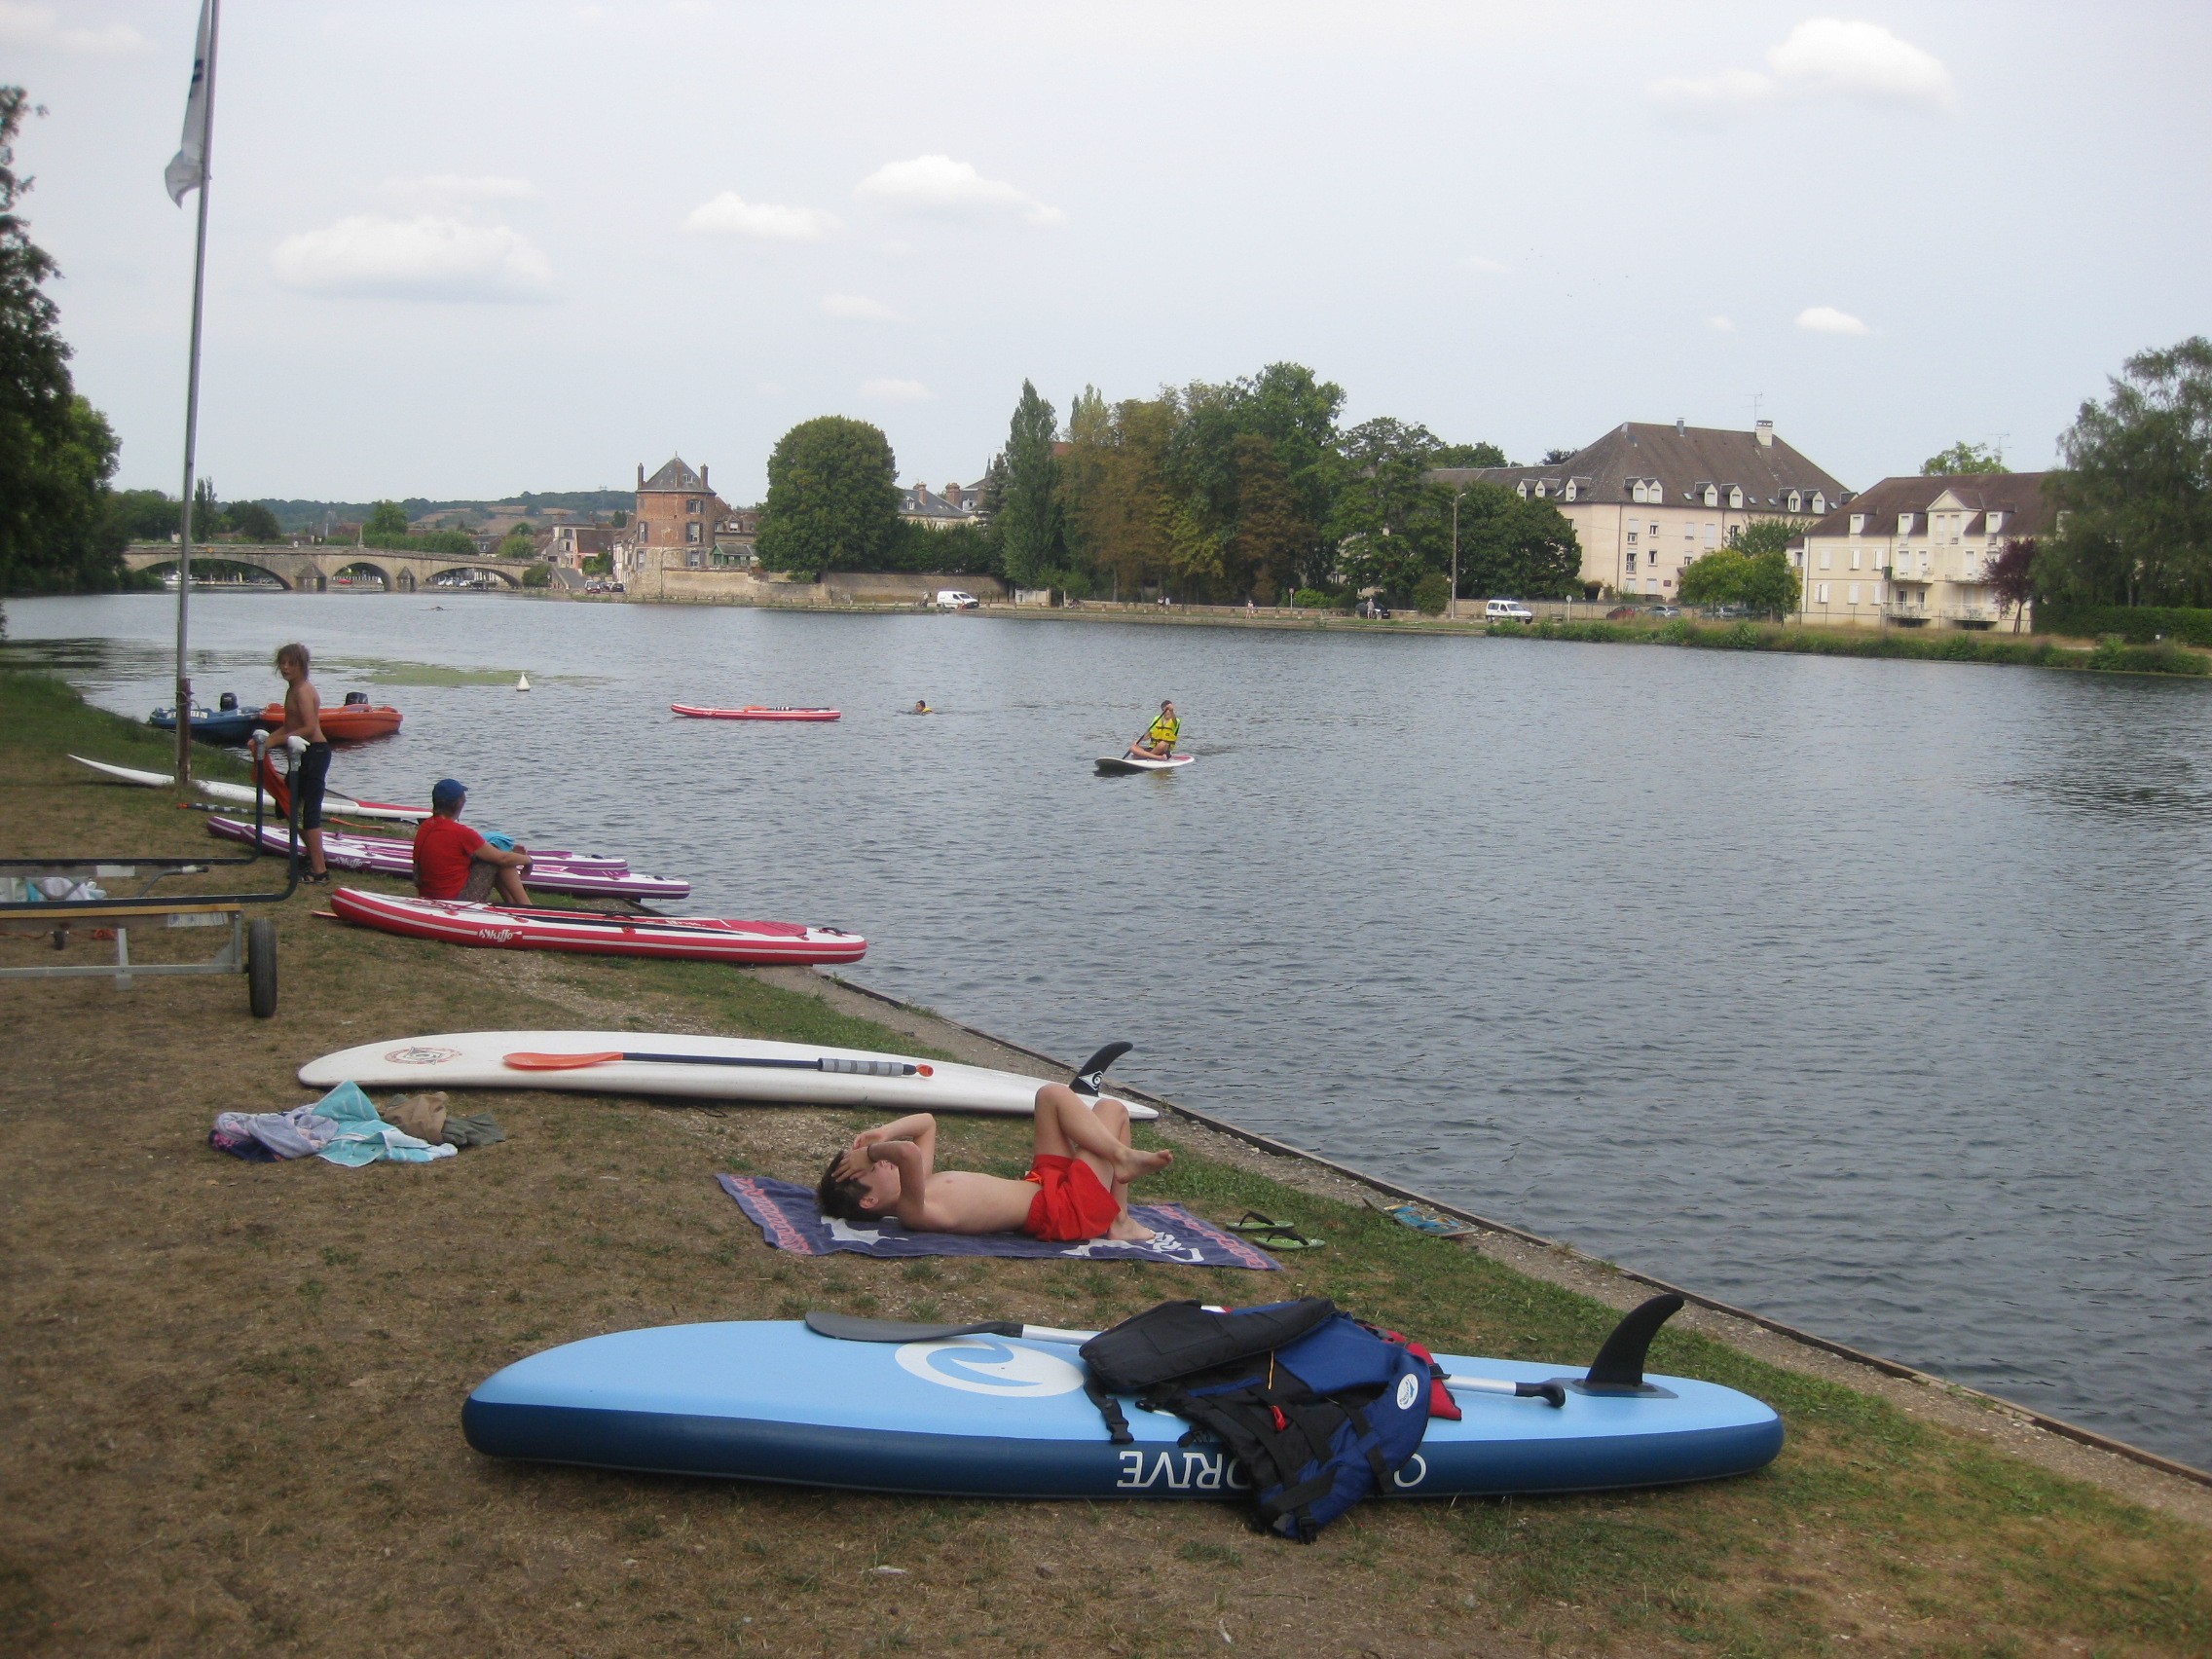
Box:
<box><xmin>716</xmin><ymin>1175</ymin><xmax>1279</xmax><ymax>1270</ymax></box>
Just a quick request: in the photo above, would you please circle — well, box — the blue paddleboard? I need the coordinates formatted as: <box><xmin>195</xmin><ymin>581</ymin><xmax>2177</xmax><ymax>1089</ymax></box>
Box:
<box><xmin>463</xmin><ymin>1318</ymin><xmax>1783</xmax><ymax>1499</ymax></box>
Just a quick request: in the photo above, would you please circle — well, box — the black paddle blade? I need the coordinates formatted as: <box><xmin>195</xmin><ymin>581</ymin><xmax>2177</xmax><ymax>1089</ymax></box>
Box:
<box><xmin>1583</xmin><ymin>1293</ymin><xmax>1684</xmax><ymax>1391</ymax></box>
<box><xmin>1069</xmin><ymin>1041</ymin><xmax>1133</xmax><ymax>1096</ymax></box>
<box><xmin>803</xmin><ymin>1311</ymin><xmax>1024</xmax><ymax>1344</ymax></box>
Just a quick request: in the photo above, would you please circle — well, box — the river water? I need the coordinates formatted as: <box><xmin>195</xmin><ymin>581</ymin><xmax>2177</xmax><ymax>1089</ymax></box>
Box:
<box><xmin>8</xmin><ymin>592</ymin><xmax>2209</xmax><ymax>1470</ymax></box>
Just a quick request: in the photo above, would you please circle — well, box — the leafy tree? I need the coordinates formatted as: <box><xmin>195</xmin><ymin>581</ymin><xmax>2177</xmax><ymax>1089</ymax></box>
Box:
<box><xmin>1986</xmin><ymin>536</ymin><xmax>2036</xmax><ymax>631</ymax></box>
<box><xmin>1412</xmin><ymin>571</ymin><xmax>1451</xmax><ymax>615</ymax></box>
<box><xmin>0</xmin><ymin>87</ymin><xmax>133</xmax><ymax>598</ymax></box>
<box><xmin>364</xmin><ymin>500</ymin><xmax>409</xmax><ymax>537</ymax></box>
<box><xmin>996</xmin><ymin>380</ymin><xmax>1063</xmax><ymax>587</ymax></box>
<box><xmin>1430</xmin><ymin>440</ymin><xmax>1507</xmax><ymax>467</ymax></box>
<box><xmin>1057</xmin><ymin>385</ymin><xmax>1110</xmax><ymax>575</ymax></box>
<box><xmin>2044</xmin><ymin>337</ymin><xmax>2212</xmax><ymax>607</ymax></box>
<box><xmin>105</xmin><ymin>488</ymin><xmax>177</xmax><ymax>542</ymax></box>
<box><xmin>1678</xmin><ymin>545</ymin><xmax>1799</xmax><ymax>616</ymax></box>
<box><xmin>495</xmin><ymin>525</ymin><xmax>536</xmax><ymax>559</ymax></box>
<box><xmin>1922</xmin><ymin>439</ymin><xmax>2006</xmax><ymax>475</ymax></box>
<box><xmin>1447</xmin><ymin>483</ymin><xmax>1581</xmax><ymax>600</ymax></box>
<box><xmin>756</xmin><ymin>415</ymin><xmax>902</xmax><ymax>572</ymax></box>
<box><xmin>1540</xmin><ymin>447</ymin><xmax>1576</xmax><ymax>465</ymax></box>
<box><xmin>608</xmin><ymin>508</ymin><xmax>628</xmax><ymax>529</ymax></box>
<box><xmin>229</xmin><ymin>500</ymin><xmax>281</xmax><ymax>542</ymax></box>
<box><xmin>520</xmin><ymin>564</ymin><xmax>551</xmax><ymax>588</ymax></box>
<box><xmin>1724</xmin><ymin>517</ymin><xmax>1799</xmax><ymax>558</ymax></box>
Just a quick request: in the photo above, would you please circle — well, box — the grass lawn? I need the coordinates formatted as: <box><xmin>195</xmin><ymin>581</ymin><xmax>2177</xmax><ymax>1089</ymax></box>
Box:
<box><xmin>1</xmin><ymin>668</ymin><xmax>2206</xmax><ymax>1657</ymax></box>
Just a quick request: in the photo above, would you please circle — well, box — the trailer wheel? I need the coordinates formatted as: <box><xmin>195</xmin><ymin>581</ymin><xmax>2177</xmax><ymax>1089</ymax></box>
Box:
<box><xmin>247</xmin><ymin>918</ymin><xmax>278</xmax><ymax>1018</ymax></box>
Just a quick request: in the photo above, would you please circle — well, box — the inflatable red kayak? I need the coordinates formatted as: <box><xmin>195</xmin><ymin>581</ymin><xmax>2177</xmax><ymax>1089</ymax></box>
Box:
<box><xmin>330</xmin><ymin>887</ymin><xmax>867</xmax><ymax>965</ymax></box>
<box><xmin>206</xmin><ymin>819</ymin><xmax>691</xmax><ymax>901</ymax></box>
<box><xmin>671</xmin><ymin>704</ymin><xmax>841</xmax><ymax>722</ymax></box>
<box><xmin>255</xmin><ymin>697</ymin><xmax>403</xmax><ymax>742</ymax></box>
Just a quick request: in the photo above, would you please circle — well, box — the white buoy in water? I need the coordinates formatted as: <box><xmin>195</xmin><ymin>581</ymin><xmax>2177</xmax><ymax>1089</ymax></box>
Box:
<box><xmin>516</xmin><ymin>673</ymin><xmax>531</xmax><ymax>692</ymax></box>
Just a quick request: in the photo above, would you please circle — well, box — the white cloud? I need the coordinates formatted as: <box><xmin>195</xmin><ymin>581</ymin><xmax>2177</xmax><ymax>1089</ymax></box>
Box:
<box><xmin>1651</xmin><ymin>19</ymin><xmax>1956</xmax><ymax>117</ymax></box>
<box><xmin>860</xmin><ymin>378</ymin><xmax>932</xmax><ymax>401</ymax></box>
<box><xmin>1708</xmin><ymin>315</ymin><xmax>1736</xmax><ymax>333</ymax></box>
<box><xmin>0</xmin><ymin>2</ymin><xmax>149</xmax><ymax>53</ymax></box>
<box><xmin>856</xmin><ymin>155</ymin><xmax>1066</xmax><ymax>228</ymax></box>
<box><xmin>272</xmin><ymin>215</ymin><xmax>555</xmax><ymax>304</ymax></box>
<box><xmin>821</xmin><ymin>294</ymin><xmax>897</xmax><ymax>321</ymax></box>
<box><xmin>684</xmin><ymin>192</ymin><xmax>841</xmax><ymax>241</ymax></box>
<box><xmin>380</xmin><ymin>175</ymin><xmax>538</xmax><ymax>205</ymax></box>
<box><xmin>1460</xmin><ymin>254</ymin><xmax>1509</xmax><ymax>275</ymax></box>
<box><xmin>1796</xmin><ymin>305</ymin><xmax>1870</xmax><ymax>336</ymax></box>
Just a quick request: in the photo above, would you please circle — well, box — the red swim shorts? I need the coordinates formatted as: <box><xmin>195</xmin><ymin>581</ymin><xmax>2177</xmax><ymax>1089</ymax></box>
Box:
<box><xmin>1022</xmin><ymin>1154</ymin><xmax>1121</xmax><ymax>1242</ymax></box>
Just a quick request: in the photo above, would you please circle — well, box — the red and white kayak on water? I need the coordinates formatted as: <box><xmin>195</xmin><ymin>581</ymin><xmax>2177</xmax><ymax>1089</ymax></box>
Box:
<box><xmin>671</xmin><ymin>704</ymin><xmax>842</xmax><ymax>722</ymax></box>
<box><xmin>205</xmin><ymin>819</ymin><xmax>691</xmax><ymax>901</ymax></box>
<box><xmin>330</xmin><ymin>887</ymin><xmax>867</xmax><ymax>965</ymax></box>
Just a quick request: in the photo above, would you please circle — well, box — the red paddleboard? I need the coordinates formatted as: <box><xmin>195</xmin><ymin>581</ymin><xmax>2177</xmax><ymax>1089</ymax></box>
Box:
<box><xmin>330</xmin><ymin>887</ymin><xmax>866</xmax><ymax>965</ymax></box>
<box><xmin>671</xmin><ymin>704</ymin><xmax>842</xmax><ymax>722</ymax></box>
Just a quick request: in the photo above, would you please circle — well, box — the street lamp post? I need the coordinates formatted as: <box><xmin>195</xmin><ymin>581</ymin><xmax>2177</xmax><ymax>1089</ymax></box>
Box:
<box><xmin>1450</xmin><ymin>487</ymin><xmax>1469</xmax><ymax>621</ymax></box>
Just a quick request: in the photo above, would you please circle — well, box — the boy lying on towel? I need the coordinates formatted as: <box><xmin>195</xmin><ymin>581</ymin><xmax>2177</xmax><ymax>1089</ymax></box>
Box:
<box><xmin>817</xmin><ymin>1085</ymin><xmax>1171</xmax><ymax>1243</ymax></box>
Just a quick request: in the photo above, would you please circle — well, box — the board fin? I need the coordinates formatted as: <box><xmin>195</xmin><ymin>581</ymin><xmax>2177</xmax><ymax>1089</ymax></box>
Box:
<box><xmin>1069</xmin><ymin>1041</ymin><xmax>1133</xmax><ymax>1097</ymax></box>
<box><xmin>804</xmin><ymin>1311</ymin><xmax>1024</xmax><ymax>1344</ymax></box>
<box><xmin>1581</xmin><ymin>1293</ymin><xmax>1684</xmax><ymax>1392</ymax></box>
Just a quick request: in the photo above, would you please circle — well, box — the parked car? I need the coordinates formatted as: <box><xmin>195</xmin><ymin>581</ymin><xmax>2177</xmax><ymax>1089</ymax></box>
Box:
<box><xmin>1605</xmin><ymin>605</ymin><xmax>1638</xmax><ymax>620</ymax></box>
<box><xmin>935</xmin><ymin>589</ymin><xmax>980</xmax><ymax>610</ymax></box>
<box><xmin>1484</xmin><ymin>599</ymin><xmax>1535</xmax><ymax>623</ymax></box>
<box><xmin>1650</xmin><ymin>604</ymin><xmax>1681</xmax><ymax>618</ymax></box>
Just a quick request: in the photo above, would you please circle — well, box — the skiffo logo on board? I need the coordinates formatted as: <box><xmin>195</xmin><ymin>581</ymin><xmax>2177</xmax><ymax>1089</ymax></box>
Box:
<box><xmin>894</xmin><ymin>1339</ymin><xmax>1086</xmax><ymax>1398</ymax></box>
<box><xmin>382</xmin><ymin>1047</ymin><xmax>462</xmax><ymax>1066</ymax></box>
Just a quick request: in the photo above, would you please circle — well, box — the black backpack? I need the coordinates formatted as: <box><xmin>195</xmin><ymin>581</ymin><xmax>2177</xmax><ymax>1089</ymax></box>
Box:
<box><xmin>1079</xmin><ymin>1299</ymin><xmax>1440</xmax><ymax>1541</ymax></box>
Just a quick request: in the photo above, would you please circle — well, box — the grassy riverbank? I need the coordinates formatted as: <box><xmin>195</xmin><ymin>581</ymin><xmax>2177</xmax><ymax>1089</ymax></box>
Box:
<box><xmin>1488</xmin><ymin>616</ymin><xmax>2212</xmax><ymax>675</ymax></box>
<box><xmin>3</xmin><ymin>668</ymin><xmax>2207</xmax><ymax>1657</ymax></box>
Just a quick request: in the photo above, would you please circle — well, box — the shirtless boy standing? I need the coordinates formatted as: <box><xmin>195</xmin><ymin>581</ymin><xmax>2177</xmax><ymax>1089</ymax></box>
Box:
<box><xmin>817</xmin><ymin>1085</ymin><xmax>1171</xmax><ymax>1243</ymax></box>
<box><xmin>272</xmin><ymin>643</ymin><xmax>331</xmax><ymax>882</ymax></box>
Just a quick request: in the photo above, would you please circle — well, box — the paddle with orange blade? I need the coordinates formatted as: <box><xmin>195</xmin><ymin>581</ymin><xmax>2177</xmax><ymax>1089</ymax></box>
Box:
<box><xmin>503</xmin><ymin>1051</ymin><xmax>932</xmax><ymax>1077</ymax></box>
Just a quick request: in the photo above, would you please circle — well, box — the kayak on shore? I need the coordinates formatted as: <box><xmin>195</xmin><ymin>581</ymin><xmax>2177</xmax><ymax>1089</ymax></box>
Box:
<box><xmin>329</xmin><ymin>887</ymin><xmax>867</xmax><ymax>964</ymax></box>
<box><xmin>671</xmin><ymin>704</ymin><xmax>842</xmax><ymax>721</ymax></box>
<box><xmin>204</xmin><ymin>819</ymin><xmax>691</xmax><ymax>901</ymax></box>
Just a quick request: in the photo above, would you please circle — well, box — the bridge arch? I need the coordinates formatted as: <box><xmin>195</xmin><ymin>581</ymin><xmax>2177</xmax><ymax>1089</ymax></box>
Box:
<box><xmin>133</xmin><ymin>553</ymin><xmax>293</xmax><ymax>591</ymax></box>
<box><xmin>428</xmin><ymin>565</ymin><xmax>523</xmax><ymax>591</ymax></box>
<box><xmin>329</xmin><ymin>560</ymin><xmax>396</xmax><ymax>592</ymax></box>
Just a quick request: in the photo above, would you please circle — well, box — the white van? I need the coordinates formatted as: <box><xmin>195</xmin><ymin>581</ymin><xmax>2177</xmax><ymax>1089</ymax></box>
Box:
<box><xmin>1485</xmin><ymin>599</ymin><xmax>1534</xmax><ymax>623</ymax></box>
<box><xmin>935</xmin><ymin>589</ymin><xmax>980</xmax><ymax>610</ymax></box>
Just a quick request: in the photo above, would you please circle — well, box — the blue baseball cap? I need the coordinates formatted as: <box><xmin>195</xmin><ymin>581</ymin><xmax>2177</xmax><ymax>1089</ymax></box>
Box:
<box><xmin>431</xmin><ymin>778</ymin><xmax>467</xmax><ymax>810</ymax></box>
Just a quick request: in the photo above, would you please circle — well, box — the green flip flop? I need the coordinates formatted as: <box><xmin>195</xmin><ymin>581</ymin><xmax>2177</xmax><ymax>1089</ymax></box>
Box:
<box><xmin>1223</xmin><ymin>1210</ymin><xmax>1291</xmax><ymax>1235</ymax></box>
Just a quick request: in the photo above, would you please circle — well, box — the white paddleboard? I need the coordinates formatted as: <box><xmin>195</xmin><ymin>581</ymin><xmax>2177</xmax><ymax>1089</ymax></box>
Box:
<box><xmin>1096</xmin><ymin>754</ymin><xmax>1194</xmax><ymax>775</ymax></box>
<box><xmin>298</xmin><ymin>1030</ymin><xmax>1158</xmax><ymax>1120</ymax></box>
<box><xmin>69</xmin><ymin>753</ymin><xmax>421</xmax><ymax>821</ymax></box>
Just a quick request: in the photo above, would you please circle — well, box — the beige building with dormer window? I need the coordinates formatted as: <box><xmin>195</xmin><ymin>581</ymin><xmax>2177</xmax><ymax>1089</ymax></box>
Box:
<box><xmin>1792</xmin><ymin>472</ymin><xmax>2050</xmax><ymax>630</ymax></box>
<box><xmin>1428</xmin><ymin>419</ymin><xmax>1850</xmax><ymax>597</ymax></box>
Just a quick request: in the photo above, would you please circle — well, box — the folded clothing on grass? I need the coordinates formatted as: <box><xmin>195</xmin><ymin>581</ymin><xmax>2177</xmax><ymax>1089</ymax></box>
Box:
<box><xmin>716</xmin><ymin>1175</ymin><xmax>1280</xmax><ymax>1270</ymax></box>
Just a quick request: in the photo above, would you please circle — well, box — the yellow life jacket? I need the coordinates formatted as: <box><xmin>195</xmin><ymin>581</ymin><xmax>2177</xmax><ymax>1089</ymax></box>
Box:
<box><xmin>1147</xmin><ymin>714</ymin><xmax>1180</xmax><ymax>748</ymax></box>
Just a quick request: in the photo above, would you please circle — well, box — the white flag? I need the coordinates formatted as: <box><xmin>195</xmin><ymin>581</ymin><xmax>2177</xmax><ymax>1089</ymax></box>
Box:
<box><xmin>165</xmin><ymin>0</ymin><xmax>217</xmax><ymax>204</ymax></box>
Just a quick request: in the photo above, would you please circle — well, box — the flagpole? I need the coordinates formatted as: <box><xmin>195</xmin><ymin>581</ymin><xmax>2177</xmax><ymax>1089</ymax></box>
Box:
<box><xmin>172</xmin><ymin>0</ymin><xmax>220</xmax><ymax>790</ymax></box>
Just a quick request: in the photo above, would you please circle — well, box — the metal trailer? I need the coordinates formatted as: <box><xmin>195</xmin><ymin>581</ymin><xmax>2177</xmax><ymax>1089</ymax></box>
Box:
<box><xmin>0</xmin><ymin>737</ymin><xmax>301</xmax><ymax>1017</ymax></box>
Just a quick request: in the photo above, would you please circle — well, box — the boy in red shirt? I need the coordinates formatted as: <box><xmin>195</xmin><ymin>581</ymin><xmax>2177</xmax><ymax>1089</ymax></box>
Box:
<box><xmin>412</xmin><ymin>778</ymin><xmax>532</xmax><ymax>904</ymax></box>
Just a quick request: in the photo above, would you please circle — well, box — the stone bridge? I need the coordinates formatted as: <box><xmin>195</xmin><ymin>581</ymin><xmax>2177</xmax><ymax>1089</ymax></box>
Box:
<box><xmin>122</xmin><ymin>544</ymin><xmax>542</xmax><ymax>593</ymax></box>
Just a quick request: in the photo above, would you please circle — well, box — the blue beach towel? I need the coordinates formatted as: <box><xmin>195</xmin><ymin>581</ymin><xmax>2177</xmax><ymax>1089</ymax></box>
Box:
<box><xmin>716</xmin><ymin>1176</ymin><xmax>1280</xmax><ymax>1270</ymax></box>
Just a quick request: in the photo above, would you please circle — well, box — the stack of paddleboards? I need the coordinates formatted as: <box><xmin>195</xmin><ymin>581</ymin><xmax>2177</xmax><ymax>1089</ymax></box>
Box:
<box><xmin>457</xmin><ymin>1301</ymin><xmax>1781</xmax><ymax>1500</ymax></box>
<box><xmin>204</xmin><ymin>818</ymin><xmax>690</xmax><ymax>901</ymax></box>
<box><xmin>297</xmin><ymin>1031</ymin><xmax>1154</xmax><ymax>1118</ymax></box>
<box><xmin>328</xmin><ymin>890</ymin><xmax>866</xmax><ymax>965</ymax></box>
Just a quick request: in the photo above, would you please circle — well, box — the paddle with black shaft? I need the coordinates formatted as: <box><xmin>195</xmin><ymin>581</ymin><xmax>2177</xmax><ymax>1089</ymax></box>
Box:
<box><xmin>801</xmin><ymin>1310</ymin><xmax>1569</xmax><ymax>1406</ymax></box>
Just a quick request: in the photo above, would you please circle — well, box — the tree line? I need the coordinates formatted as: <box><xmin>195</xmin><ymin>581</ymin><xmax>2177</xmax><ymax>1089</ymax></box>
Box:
<box><xmin>757</xmin><ymin>365</ymin><xmax>1585</xmax><ymax>608</ymax></box>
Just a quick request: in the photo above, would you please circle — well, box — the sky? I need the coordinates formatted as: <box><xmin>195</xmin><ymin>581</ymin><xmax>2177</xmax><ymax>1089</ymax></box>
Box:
<box><xmin>7</xmin><ymin>0</ymin><xmax>2210</xmax><ymax>504</ymax></box>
